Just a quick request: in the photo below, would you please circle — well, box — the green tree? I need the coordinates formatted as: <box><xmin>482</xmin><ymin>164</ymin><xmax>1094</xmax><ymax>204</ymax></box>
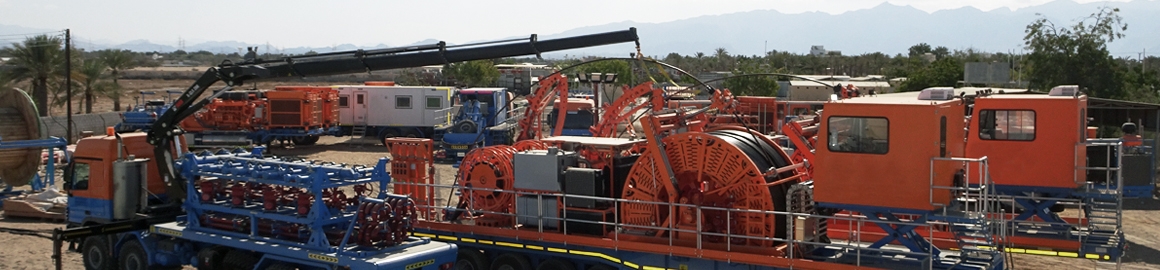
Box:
<box><xmin>1023</xmin><ymin>6</ymin><xmax>1126</xmax><ymax>97</ymax></box>
<box><xmin>908</xmin><ymin>43</ymin><xmax>932</xmax><ymax>57</ymax></box>
<box><xmin>443</xmin><ymin>59</ymin><xmax>499</xmax><ymax>87</ymax></box>
<box><xmin>1</xmin><ymin>34</ymin><xmax>65</xmax><ymax>116</ymax></box>
<box><xmin>898</xmin><ymin>57</ymin><xmax>963</xmax><ymax>92</ymax></box>
<box><xmin>722</xmin><ymin>59</ymin><xmax>780</xmax><ymax>96</ymax></box>
<box><xmin>77</xmin><ymin>57</ymin><xmax>113</xmax><ymax>113</ymax></box>
<box><xmin>98</xmin><ymin>49</ymin><xmax>137</xmax><ymax>111</ymax></box>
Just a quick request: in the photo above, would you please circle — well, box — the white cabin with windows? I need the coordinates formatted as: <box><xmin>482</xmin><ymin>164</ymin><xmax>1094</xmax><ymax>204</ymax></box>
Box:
<box><xmin>335</xmin><ymin>85</ymin><xmax>455</xmax><ymax>128</ymax></box>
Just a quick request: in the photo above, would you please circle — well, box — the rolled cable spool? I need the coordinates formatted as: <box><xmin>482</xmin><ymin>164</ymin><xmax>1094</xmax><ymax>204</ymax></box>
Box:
<box><xmin>0</xmin><ymin>88</ymin><xmax>46</xmax><ymax>186</ymax></box>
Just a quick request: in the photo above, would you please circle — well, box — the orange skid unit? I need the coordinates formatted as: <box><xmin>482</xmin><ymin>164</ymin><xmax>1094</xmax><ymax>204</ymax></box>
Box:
<box><xmin>265</xmin><ymin>89</ymin><xmax>324</xmax><ymax>129</ymax></box>
<box><xmin>191</xmin><ymin>96</ymin><xmax>268</xmax><ymax>131</ymax></box>
<box><xmin>273</xmin><ymin>86</ymin><xmax>340</xmax><ymax>127</ymax></box>
<box><xmin>814</xmin><ymin>95</ymin><xmax>966</xmax><ymax>211</ymax></box>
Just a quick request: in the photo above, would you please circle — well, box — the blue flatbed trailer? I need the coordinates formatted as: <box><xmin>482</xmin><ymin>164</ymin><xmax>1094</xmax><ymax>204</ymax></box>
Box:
<box><xmin>142</xmin><ymin>222</ymin><xmax>456</xmax><ymax>269</ymax></box>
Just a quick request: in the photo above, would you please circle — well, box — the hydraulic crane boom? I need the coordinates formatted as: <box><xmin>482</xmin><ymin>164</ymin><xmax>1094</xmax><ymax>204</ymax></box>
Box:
<box><xmin>148</xmin><ymin>28</ymin><xmax>639</xmax><ymax>204</ymax></box>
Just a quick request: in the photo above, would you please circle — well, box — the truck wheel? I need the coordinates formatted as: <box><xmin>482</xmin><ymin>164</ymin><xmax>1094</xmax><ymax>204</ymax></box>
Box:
<box><xmin>196</xmin><ymin>246</ymin><xmax>230</xmax><ymax>270</ymax></box>
<box><xmin>292</xmin><ymin>136</ymin><xmax>319</xmax><ymax>146</ymax></box>
<box><xmin>536</xmin><ymin>258</ymin><xmax>575</xmax><ymax>270</ymax></box>
<box><xmin>405</xmin><ymin>129</ymin><xmax>422</xmax><ymax>138</ymax></box>
<box><xmin>82</xmin><ymin>236</ymin><xmax>116</xmax><ymax>270</ymax></box>
<box><xmin>490</xmin><ymin>253</ymin><xmax>531</xmax><ymax>270</ymax></box>
<box><xmin>455</xmin><ymin>249</ymin><xmax>488</xmax><ymax>270</ymax></box>
<box><xmin>118</xmin><ymin>240</ymin><xmax>149</xmax><ymax>270</ymax></box>
<box><xmin>222</xmin><ymin>250</ymin><xmax>258</xmax><ymax>270</ymax></box>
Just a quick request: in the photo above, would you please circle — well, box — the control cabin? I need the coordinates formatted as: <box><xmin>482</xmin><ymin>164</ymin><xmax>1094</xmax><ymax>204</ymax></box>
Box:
<box><xmin>814</xmin><ymin>88</ymin><xmax>966</xmax><ymax>211</ymax></box>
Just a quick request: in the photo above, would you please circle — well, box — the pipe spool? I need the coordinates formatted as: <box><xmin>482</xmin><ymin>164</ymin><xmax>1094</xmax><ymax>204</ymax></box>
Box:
<box><xmin>0</xmin><ymin>88</ymin><xmax>46</xmax><ymax>187</ymax></box>
<box><xmin>621</xmin><ymin>128</ymin><xmax>798</xmax><ymax>247</ymax></box>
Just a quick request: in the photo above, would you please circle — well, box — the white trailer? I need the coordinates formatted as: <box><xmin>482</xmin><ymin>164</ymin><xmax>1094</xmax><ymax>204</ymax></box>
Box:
<box><xmin>335</xmin><ymin>85</ymin><xmax>455</xmax><ymax>140</ymax></box>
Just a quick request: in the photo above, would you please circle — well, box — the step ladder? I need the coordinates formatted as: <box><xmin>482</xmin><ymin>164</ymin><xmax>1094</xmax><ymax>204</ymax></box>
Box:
<box><xmin>1080</xmin><ymin>192</ymin><xmax>1124</xmax><ymax>261</ymax></box>
<box><xmin>950</xmin><ymin>218</ymin><xmax>1002</xmax><ymax>269</ymax></box>
<box><xmin>351</xmin><ymin>125</ymin><xmax>368</xmax><ymax>139</ymax></box>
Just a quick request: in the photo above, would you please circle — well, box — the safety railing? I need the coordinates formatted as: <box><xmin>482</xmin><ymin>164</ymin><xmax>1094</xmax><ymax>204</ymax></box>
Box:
<box><xmin>393</xmin><ymin>180</ymin><xmax>1000</xmax><ymax>269</ymax></box>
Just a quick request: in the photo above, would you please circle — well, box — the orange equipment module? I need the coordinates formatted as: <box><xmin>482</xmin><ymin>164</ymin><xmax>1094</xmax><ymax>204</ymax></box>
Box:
<box><xmin>814</xmin><ymin>91</ymin><xmax>966</xmax><ymax>211</ymax></box>
<box><xmin>966</xmin><ymin>94</ymin><xmax>1087</xmax><ymax>189</ymax></box>
<box><xmin>186</xmin><ymin>92</ymin><xmax>268</xmax><ymax>131</ymax></box>
<box><xmin>272</xmin><ymin>86</ymin><xmax>340</xmax><ymax>128</ymax></box>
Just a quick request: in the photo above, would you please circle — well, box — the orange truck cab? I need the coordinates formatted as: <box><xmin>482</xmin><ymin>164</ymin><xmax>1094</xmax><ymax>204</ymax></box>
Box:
<box><xmin>65</xmin><ymin>132</ymin><xmax>174</xmax><ymax>225</ymax></box>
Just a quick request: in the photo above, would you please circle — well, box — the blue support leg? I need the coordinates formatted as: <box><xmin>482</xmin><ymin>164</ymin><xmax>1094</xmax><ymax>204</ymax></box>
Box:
<box><xmin>1011</xmin><ymin>197</ymin><xmax>1070</xmax><ymax>230</ymax></box>
<box><xmin>863</xmin><ymin>211</ymin><xmax>939</xmax><ymax>258</ymax></box>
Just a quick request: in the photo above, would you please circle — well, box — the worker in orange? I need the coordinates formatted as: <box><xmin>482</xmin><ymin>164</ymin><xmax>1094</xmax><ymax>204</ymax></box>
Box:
<box><xmin>1121</xmin><ymin>122</ymin><xmax>1143</xmax><ymax>147</ymax></box>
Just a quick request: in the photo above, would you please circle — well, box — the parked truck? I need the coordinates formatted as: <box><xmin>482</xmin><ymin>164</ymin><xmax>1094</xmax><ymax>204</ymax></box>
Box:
<box><xmin>433</xmin><ymin>88</ymin><xmax>516</xmax><ymax>161</ymax></box>
<box><xmin>50</xmin><ymin>28</ymin><xmax>641</xmax><ymax>270</ymax></box>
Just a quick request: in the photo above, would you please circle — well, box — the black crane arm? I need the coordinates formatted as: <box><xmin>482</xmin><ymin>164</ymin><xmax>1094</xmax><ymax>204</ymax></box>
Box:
<box><xmin>145</xmin><ymin>28</ymin><xmax>640</xmax><ymax>204</ymax></box>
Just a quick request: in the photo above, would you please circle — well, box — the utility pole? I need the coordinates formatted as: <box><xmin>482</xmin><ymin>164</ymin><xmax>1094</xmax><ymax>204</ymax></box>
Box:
<box><xmin>65</xmin><ymin>29</ymin><xmax>72</xmax><ymax>143</ymax></box>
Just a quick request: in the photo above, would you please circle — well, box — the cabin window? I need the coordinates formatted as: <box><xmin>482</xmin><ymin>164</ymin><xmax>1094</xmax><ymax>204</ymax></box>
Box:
<box><xmin>395</xmin><ymin>96</ymin><xmax>412</xmax><ymax>109</ymax></box>
<box><xmin>426</xmin><ymin>96</ymin><xmax>442</xmax><ymax>109</ymax></box>
<box><xmin>827</xmin><ymin>116</ymin><xmax>889</xmax><ymax>154</ymax></box>
<box><xmin>978</xmin><ymin>110</ymin><xmax>1035</xmax><ymax>141</ymax></box>
<box><xmin>338</xmin><ymin>95</ymin><xmax>349</xmax><ymax>108</ymax></box>
<box><xmin>68</xmin><ymin>161</ymin><xmax>92</xmax><ymax>190</ymax></box>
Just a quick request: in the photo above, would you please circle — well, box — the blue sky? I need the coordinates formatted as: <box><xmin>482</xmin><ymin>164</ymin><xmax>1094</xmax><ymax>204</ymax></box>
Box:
<box><xmin>0</xmin><ymin>0</ymin><xmax>1132</xmax><ymax>48</ymax></box>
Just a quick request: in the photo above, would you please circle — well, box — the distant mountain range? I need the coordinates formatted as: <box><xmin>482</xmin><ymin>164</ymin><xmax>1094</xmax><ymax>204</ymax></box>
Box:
<box><xmin>2</xmin><ymin>0</ymin><xmax>1158</xmax><ymax>58</ymax></box>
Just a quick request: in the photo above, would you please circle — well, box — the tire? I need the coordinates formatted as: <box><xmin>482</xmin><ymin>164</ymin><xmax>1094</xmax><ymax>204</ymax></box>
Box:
<box><xmin>455</xmin><ymin>248</ymin><xmax>489</xmax><ymax>270</ymax></box>
<box><xmin>454</xmin><ymin>120</ymin><xmax>479</xmax><ymax>134</ymax></box>
<box><xmin>404</xmin><ymin>129</ymin><xmax>423</xmax><ymax>138</ymax></box>
<box><xmin>536</xmin><ymin>258</ymin><xmax>576</xmax><ymax>270</ymax></box>
<box><xmin>82</xmin><ymin>236</ymin><xmax>116</xmax><ymax>270</ymax></box>
<box><xmin>222</xmin><ymin>249</ymin><xmax>258</xmax><ymax>270</ymax></box>
<box><xmin>118</xmin><ymin>240</ymin><xmax>149</xmax><ymax>270</ymax></box>
<box><xmin>490</xmin><ymin>253</ymin><xmax>532</xmax><ymax>270</ymax></box>
<box><xmin>196</xmin><ymin>246</ymin><xmax>230</xmax><ymax>270</ymax></box>
<box><xmin>291</xmin><ymin>136</ymin><xmax>318</xmax><ymax>146</ymax></box>
<box><xmin>379</xmin><ymin>129</ymin><xmax>400</xmax><ymax>145</ymax></box>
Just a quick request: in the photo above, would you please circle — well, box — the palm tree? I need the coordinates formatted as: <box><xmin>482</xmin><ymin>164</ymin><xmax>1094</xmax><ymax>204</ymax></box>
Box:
<box><xmin>1</xmin><ymin>34</ymin><xmax>65</xmax><ymax>116</ymax></box>
<box><xmin>77</xmin><ymin>58</ymin><xmax>110</xmax><ymax>113</ymax></box>
<box><xmin>99</xmin><ymin>49</ymin><xmax>136</xmax><ymax>111</ymax></box>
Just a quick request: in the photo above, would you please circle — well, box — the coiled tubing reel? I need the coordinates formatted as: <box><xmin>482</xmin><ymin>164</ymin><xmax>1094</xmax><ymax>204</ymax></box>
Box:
<box><xmin>621</xmin><ymin>128</ymin><xmax>799</xmax><ymax>248</ymax></box>
<box><xmin>453</xmin><ymin>142</ymin><xmax>548</xmax><ymax>226</ymax></box>
<box><xmin>0</xmin><ymin>88</ymin><xmax>45</xmax><ymax>186</ymax></box>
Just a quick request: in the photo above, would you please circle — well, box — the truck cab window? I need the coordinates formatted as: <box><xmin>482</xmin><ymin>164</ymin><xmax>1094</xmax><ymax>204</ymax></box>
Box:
<box><xmin>70</xmin><ymin>162</ymin><xmax>92</xmax><ymax>190</ymax></box>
